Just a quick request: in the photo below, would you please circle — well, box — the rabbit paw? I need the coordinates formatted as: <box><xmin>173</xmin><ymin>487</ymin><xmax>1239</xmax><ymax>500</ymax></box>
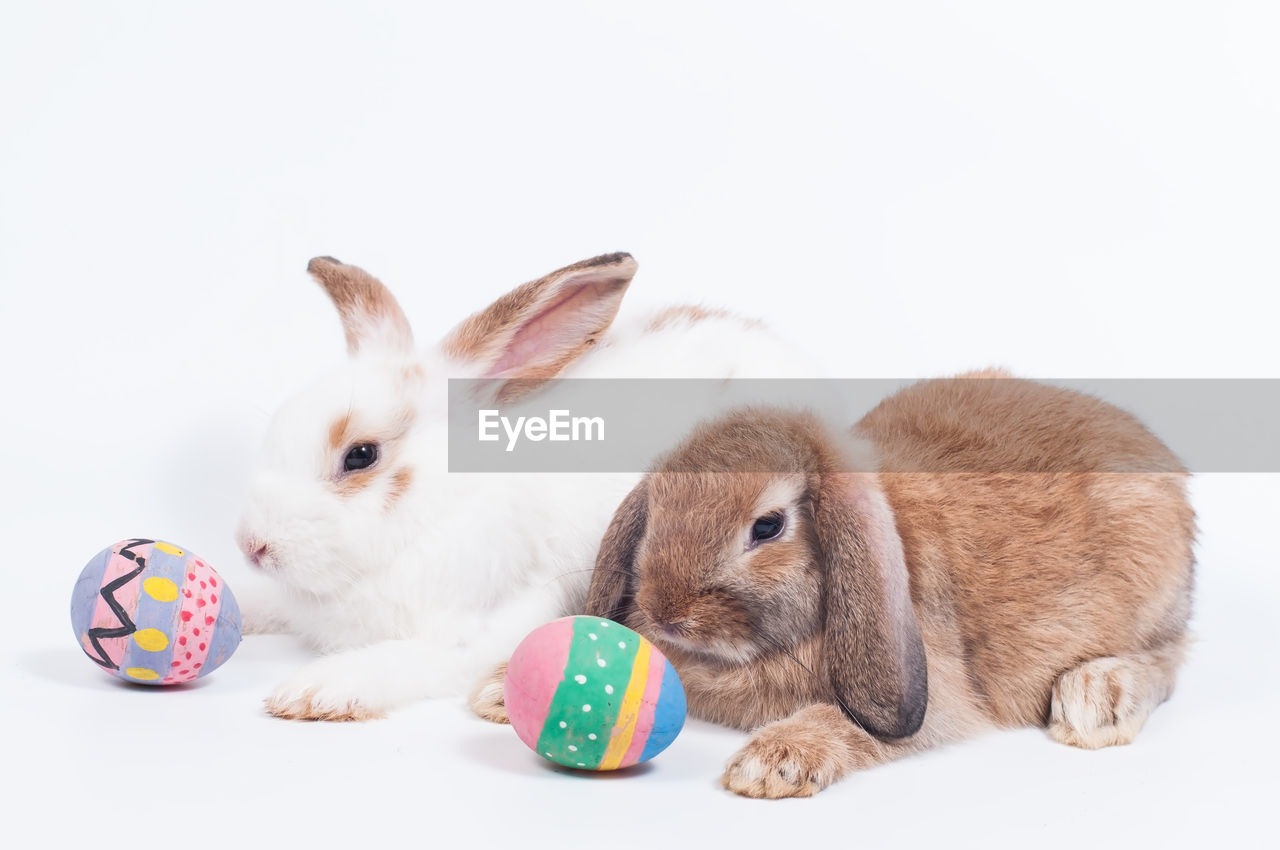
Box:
<box><xmin>722</xmin><ymin>704</ymin><xmax>865</xmax><ymax>798</ymax></box>
<box><xmin>241</xmin><ymin>607</ymin><xmax>292</xmax><ymax>637</ymax></box>
<box><xmin>265</xmin><ymin>655</ymin><xmax>388</xmax><ymax>722</ymax></box>
<box><xmin>1049</xmin><ymin>654</ymin><xmax>1171</xmax><ymax>749</ymax></box>
<box><xmin>468</xmin><ymin>662</ymin><xmax>510</xmax><ymax>724</ymax></box>
<box><xmin>235</xmin><ymin>582</ymin><xmax>293</xmax><ymax>636</ymax></box>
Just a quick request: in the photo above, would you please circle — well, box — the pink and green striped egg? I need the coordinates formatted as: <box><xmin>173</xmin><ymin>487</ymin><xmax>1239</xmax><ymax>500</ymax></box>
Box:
<box><xmin>505</xmin><ymin>616</ymin><xmax>686</xmax><ymax>771</ymax></box>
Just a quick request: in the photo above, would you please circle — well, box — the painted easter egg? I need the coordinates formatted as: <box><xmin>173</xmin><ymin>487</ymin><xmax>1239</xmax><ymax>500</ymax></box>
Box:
<box><xmin>504</xmin><ymin>615</ymin><xmax>686</xmax><ymax>770</ymax></box>
<box><xmin>70</xmin><ymin>538</ymin><xmax>241</xmax><ymax>685</ymax></box>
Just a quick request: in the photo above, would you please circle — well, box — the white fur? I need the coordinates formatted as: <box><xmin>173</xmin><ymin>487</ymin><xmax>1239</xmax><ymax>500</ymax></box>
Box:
<box><xmin>238</xmin><ymin>264</ymin><xmax>820</xmax><ymax>720</ymax></box>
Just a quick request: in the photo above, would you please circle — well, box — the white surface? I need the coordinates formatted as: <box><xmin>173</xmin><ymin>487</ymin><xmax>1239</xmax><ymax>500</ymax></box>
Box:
<box><xmin>2</xmin><ymin>2</ymin><xmax>1277</xmax><ymax>847</ymax></box>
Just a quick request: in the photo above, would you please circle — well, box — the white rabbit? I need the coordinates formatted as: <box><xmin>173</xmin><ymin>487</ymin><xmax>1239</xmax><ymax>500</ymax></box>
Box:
<box><xmin>236</xmin><ymin>253</ymin><xmax>816</xmax><ymax>720</ymax></box>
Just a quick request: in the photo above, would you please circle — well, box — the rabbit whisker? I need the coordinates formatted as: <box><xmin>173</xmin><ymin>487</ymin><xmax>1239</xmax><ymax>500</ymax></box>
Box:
<box><xmin>539</xmin><ymin>566</ymin><xmax>630</xmax><ymax>591</ymax></box>
<box><xmin>756</xmin><ymin>632</ymin><xmax>869</xmax><ymax>737</ymax></box>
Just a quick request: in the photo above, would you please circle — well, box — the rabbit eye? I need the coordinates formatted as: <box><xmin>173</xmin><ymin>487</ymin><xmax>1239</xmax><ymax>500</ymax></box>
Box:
<box><xmin>750</xmin><ymin>512</ymin><xmax>785</xmax><ymax>544</ymax></box>
<box><xmin>343</xmin><ymin>443</ymin><xmax>379</xmax><ymax>472</ymax></box>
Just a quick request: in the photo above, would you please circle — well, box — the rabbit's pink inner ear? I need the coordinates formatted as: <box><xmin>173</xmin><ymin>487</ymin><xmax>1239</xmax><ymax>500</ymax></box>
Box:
<box><xmin>441</xmin><ymin>253</ymin><xmax>636</xmax><ymax>383</ymax></box>
<box><xmin>307</xmin><ymin>256</ymin><xmax>414</xmax><ymax>356</ymax></box>
<box><xmin>483</xmin><ymin>278</ymin><xmax>626</xmax><ymax>379</ymax></box>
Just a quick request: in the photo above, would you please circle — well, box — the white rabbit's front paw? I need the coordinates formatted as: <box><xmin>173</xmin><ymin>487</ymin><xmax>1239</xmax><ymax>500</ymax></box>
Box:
<box><xmin>265</xmin><ymin>654</ymin><xmax>388</xmax><ymax>721</ymax></box>
<box><xmin>241</xmin><ymin>607</ymin><xmax>292</xmax><ymax>637</ymax></box>
<box><xmin>234</xmin><ymin>581</ymin><xmax>294</xmax><ymax>636</ymax></box>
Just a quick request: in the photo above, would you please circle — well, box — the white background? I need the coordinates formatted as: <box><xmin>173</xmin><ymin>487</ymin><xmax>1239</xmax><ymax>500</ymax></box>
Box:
<box><xmin>2</xmin><ymin>2</ymin><xmax>1277</xmax><ymax>847</ymax></box>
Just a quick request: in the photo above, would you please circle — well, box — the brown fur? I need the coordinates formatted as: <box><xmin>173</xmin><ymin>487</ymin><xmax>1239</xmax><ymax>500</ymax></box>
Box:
<box><xmin>644</xmin><ymin>305</ymin><xmax>757</xmax><ymax>333</ymax></box>
<box><xmin>327</xmin><ymin>413</ymin><xmax>353</xmax><ymax>456</ymax></box>
<box><xmin>580</xmin><ymin>375</ymin><xmax>1194</xmax><ymax>797</ymax></box>
<box><xmin>333</xmin><ymin>470</ymin><xmax>378</xmax><ymax>497</ymax></box>
<box><xmin>722</xmin><ymin>703</ymin><xmax>885</xmax><ymax>798</ymax></box>
<box><xmin>384</xmin><ymin>468</ymin><xmax>414</xmax><ymax>511</ymax></box>
<box><xmin>307</xmin><ymin>257</ymin><xmax>414</xmax><ymax>355</ymax></box>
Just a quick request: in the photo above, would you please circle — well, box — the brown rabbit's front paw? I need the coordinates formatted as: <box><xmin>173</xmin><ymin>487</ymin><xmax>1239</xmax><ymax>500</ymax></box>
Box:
<box><xmin>467</xmin><ymin>662</ymin><xmax>510</xmax><ymax>724</ymax></box>
<box><xmin>722</xmin><ymin>704</ymin><xmax>870</xmax><ymax>799</ymax></box>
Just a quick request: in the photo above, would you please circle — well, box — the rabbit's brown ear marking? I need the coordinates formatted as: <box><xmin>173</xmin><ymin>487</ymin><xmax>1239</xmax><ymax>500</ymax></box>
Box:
<box><xmin>815</xmin><ymin>472</ymin><xmax>928</xmax><ymax>739</ymax></box>
<box><xmin>586</xmin><ymin>477</ymin><xmax>649</xmax><ymax>622</ymax></box>
<box><xmin>441</xmin><ymin>253</ymin><xmax>636</xmax><ymax>399</ymax></box>
<box><xmin>307</xmin><ymin>256</ymin><xmax>414</xmax><ymax>356</ymax></box>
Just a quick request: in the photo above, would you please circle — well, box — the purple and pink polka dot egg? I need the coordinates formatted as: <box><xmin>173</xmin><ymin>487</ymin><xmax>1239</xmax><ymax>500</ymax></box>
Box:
<box><xmin>70</xmin><ymin>539</ymin><xmax>241</xmax><ymax>684</ymax></box>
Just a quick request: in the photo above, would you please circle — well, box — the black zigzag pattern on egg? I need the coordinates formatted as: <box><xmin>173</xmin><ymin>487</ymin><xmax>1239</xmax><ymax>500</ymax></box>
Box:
<box><xmin>83</xmin><ymin>539</ymin><xmax>154</xmax><ymax>670</ymax></box>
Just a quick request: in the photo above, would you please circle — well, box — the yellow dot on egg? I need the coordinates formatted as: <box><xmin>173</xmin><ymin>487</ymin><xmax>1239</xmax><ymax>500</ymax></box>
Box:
<box><xmin>133</xmin><ymin>628</ymin><xmax>169</xmax><ymax>652</ymax></box>
<box><xmin>154</xmin><ymin>542</ymin><xmax>184</xmax><ymax>556</ymax></box>
<box><xmin>142</xmin><ymin>577</ymin><xmax>179</xmax><ymax>601</ymax></box>
<box><xmin>125</xmin><ymin>667</ymin><xmax>160</xmax><ymax>681</ymax></box>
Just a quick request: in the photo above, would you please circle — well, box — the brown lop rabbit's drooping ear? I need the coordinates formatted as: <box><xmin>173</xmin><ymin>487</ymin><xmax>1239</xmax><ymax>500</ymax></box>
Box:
<box><xmin>584</xmin><ymin>478</ymin><xmax>648</xmax><ymax>625</ymax></box>
<box><xmin>580</xmin><ymin>378</ymin><xmax>1194</xmax><ymax>799</ymax></box>
<box><xmin>811</xmin><ymin>472</ymin><xmax>928</xmax><ymax>740</ymax></box>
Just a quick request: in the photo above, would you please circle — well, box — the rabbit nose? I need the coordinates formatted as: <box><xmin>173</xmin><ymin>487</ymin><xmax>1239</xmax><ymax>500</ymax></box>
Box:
<box><xmin>642</xmin><ymin>605</ymin><xmax>691</xmax><ymax>639</ymax></box>
<box><xmin>247</xmin><ymin>543</ymin><xmax>269</xmax><ymax>569</ymax></box>
<box><xmin>638</xmin><ymin>593</ymin><xmax>690</xmax><ymax>636</ymax></box>
<box><xmin>237</xmin><ymin>532</ymin><xmax>271</xmax><ymax>570</ymax></box>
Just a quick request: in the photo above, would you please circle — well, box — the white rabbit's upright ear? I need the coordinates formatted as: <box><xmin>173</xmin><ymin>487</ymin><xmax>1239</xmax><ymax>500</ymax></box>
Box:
<box><xmin>307</xmin><ymin>256</ymin><xmax>414</xmax><ymax>356</ymax></box>
<box><xmin>585</xmin><ymin>477</ymin><xmax>649</xmax><ymax>622</ymax></box>
<box><xmin>814</xmin><ymin>472</ymin><xmax>928</xmax><ymax>740</ymax></box>
<box><xmin>441</xmin><ymin>252</ymin><xmax>637</xmax><ymax>390</ymax></box>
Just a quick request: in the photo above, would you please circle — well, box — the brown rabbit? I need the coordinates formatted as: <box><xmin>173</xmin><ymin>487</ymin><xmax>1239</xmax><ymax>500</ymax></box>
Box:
<box><xmin>577</xmin><ymin>373</ymin><xmax>1195</xmax><ymax>797</ymax></box>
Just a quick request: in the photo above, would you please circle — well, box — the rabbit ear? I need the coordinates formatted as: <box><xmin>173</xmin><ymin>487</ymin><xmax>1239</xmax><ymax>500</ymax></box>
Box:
<box><xmin>307</xmin><ymin>256</ymin><xmax>414</xmax><ymax>356</ymax></box>
<box><xmin>441</xmin><ymin>252</ymin><xmax>636</xmax><ymax>392</ymax></box>
<box><xmin>585</xmin><ymin>477</ymin><xmax>649</xmax><ymax>622</ymax></box>
<box><xmin>814</xmin><ymin>472</ymin><xmax>928</xmax><ymax>739</ymax></box>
